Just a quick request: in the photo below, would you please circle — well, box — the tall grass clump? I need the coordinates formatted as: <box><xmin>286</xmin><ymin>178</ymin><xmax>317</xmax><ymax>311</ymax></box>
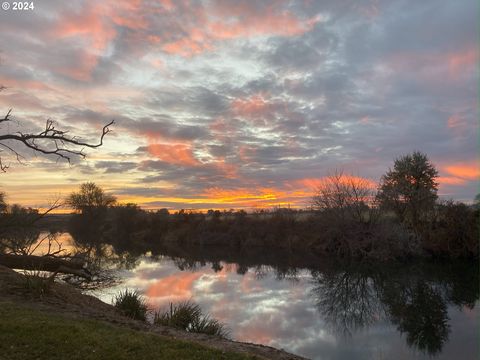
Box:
<box><xmin>154</xmin><ymin>301</ymin><xmax>229</xmax><ymax>338</ymax></box>
<box><xmin>22</xmin><ymin>271</ymin><xmax>52</xmax><ymax>298</ymax></box>
<box><xmin>113</xmin><ymin>289</ymin><xmax>149</xmax><ymax>321</ymax></box>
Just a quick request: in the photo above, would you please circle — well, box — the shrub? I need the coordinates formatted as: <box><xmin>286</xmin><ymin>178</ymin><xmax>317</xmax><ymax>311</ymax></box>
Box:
<box><xmin>422</xmin><ymin>201</ymin><xmax>479</xmax><ymax>258</ymax></box>
<box><xmin>154</xmin><ymin>301</ymin><xmax>229</xmax><ymax>338</ymax></box>
<box><xmin>113</xmin><ymin>289</ymin><xmax>149</xmax><ymax>321</ymax></box>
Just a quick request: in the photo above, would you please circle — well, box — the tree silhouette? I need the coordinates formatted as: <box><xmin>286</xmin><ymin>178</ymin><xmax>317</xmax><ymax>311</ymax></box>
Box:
<box><xmin>377</xmin><ymin>151</ymin><xmax>438</xmax><ymax>229</ymax></box>
<box><xmin>0</xmin><ymin>87</ymin><xmax>113</xmax><ymax>171</ymax></box>
<box><xmin>67</xmin><ymin>182</ymin><xmax>116</xmax><ymax>215</ymax></box>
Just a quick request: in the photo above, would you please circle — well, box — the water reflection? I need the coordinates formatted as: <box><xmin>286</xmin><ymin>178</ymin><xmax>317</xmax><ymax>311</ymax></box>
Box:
<box><xmin>50</xmin><ymin>231</ymin><xmax>479</xmax><ymax>359</ymax></box>
<box><xmin>311</xmin><ymin>266</ymin><xmax>382</xmax><ymax>337</ymax></box>
<box><xmin>310</xmin><ymin>263</ymin><xmax>458</xmax><ymax>355</ymax></box>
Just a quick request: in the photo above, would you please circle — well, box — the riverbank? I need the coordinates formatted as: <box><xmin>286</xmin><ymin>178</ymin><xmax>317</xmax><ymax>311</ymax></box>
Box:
<box><xmin>0</xmin><ymin>266</ymin><xmax>305</xmax><ymax>360</ymax></box>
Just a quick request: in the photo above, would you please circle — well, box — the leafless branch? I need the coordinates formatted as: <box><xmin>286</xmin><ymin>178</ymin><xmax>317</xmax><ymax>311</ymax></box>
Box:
<box><xmin>0</xmin><ymin>112</ymin><xmax>114</xmax><ymax>169</ymax></box>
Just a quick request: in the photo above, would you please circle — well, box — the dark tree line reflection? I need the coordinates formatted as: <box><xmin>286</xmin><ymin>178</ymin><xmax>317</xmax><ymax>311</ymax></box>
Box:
<box><xmin>311</xmin><ymin>261</ymin><xmax>478</xmax><ymax>355</ymax></box>
<box><xmin>63</xmin><ymin>214</ymin><xmax>478</xmax><ymax>356</ymax></box>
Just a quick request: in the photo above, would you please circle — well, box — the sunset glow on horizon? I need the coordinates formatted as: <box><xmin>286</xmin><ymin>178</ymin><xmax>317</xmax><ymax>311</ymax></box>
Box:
<box><xmin>0</xmin><ymin>0</ymin><xmax>477</xmax><ymax>211</ymax></box>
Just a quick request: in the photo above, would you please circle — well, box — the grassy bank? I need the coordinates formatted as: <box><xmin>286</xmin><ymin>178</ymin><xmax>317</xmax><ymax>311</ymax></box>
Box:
<box><xmin>0</xmin><ymin>301</ymin><xmax>256</xmax><ymax>360</ymax></box>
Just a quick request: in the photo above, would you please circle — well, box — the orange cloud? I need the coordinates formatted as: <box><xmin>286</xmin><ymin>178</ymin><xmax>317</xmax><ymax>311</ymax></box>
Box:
<box><xmin>200</xmin><ymin>185</ymin><xmax>316</xmax><ymax>209</ymax></box>
<box><xmin>147</xmin><ymin>143</ymin><xmax>199</xmax><ymax>166</ymax></box>
<box><xmin>146</xmin><ymin>272</ymin><xmax>202</xmax><ymax>299</ymax></box>
<box><xmin>437</xmin><ymin>176</ymin><xmax>466</xmax><ymax>186</ymax></box>
<box><xmin>203</xmin><ymin>187</ymin><xmax>285</xmax><ymax>204</ymax></box>
<box><xmin>293</xmin><ymin>176</ymin><xmax>377</xmax><ymax>190</ymax></box>
<box><xmin>444</xmin><ymin>163</ymin><xmax>479</xmax><ymax>180</ymax></box>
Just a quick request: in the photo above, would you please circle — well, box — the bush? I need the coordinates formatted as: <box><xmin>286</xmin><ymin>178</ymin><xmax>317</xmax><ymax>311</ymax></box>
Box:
<box><xmin>113</xmin><ymin>289</ymin><xmax>149</xmax><ymax>321</ymax></box>
<box><xmin>154</xmin><ymin>301</ymin><xmax>229</xmax><ymax>338</ymax></box>
<box><xmin>422</xmin><ymin>201</ymin><xmax>479</xmax><ymax>258</ymax></box>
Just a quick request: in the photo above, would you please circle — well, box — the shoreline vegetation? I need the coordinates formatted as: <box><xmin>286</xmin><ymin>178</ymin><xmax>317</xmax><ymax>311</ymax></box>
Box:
<box><xmin>2</xmin><ymin>152</ymin><xmax>478</xmax><ymax>263</ymax></box>
<box><xmin>48</xmin><ymin>152</ymin><xmax>480</xmax><ymax>261</ymax></box>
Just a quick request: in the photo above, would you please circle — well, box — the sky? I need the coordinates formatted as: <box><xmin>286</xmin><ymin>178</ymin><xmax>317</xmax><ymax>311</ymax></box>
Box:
<box><xmin>0</xmin><ymin>0</ymin><xmax>478</xmax><ymax>211</ymax></box>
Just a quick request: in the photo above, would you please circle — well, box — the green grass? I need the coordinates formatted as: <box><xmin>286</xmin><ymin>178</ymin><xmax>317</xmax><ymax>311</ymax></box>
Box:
<box><xmin>0</xmin><ymin>301</ymin><xmax>256</xmax><ymax>360</ymax></box>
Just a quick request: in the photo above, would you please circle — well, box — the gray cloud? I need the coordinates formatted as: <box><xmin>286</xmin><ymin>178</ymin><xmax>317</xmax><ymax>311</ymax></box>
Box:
<box><xmin>0</xmin><ymin>0</ymin><xmax>476</xmax><ymax>206</ymax></box>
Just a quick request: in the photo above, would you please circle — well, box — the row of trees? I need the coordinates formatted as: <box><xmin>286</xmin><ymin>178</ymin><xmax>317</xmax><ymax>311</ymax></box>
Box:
<box><xmin>313</xmin><ymin>151</ymin><xmax>439</xmax><ymax>229</ymax></box>
<box><xmin>61</xmin><ymin>151</ymin><xmax>477</xmax><ymax>260</ymax></box>
<box><xmin>312</xmin><ymin>151</ymin><xmax>478</xmax><ymax>258</ymax></box>
<box><xmin>1</xmin><ymin>151</ymin><xmax>477</xmax><ymax>262</ymax></box>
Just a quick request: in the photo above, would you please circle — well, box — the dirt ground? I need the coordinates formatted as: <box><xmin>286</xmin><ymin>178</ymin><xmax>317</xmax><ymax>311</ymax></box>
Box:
<box><xmin>0</xmin><ymin>265</ymin><xmax>307</xmax><ymax>360</ymax></box>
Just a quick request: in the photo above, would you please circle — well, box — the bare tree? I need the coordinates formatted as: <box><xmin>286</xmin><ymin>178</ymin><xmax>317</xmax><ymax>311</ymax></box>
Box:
<box><xmin>0</xmin><ymin>110</ymin><xmax>114</xmax><ymax>171</ymax></box>
<box><xmin>312</xmin><ymin>171</ymin><xmax>378</xmax><ymax>225</ymax></box>
<box><xmin>0</xmin><ymin>87</ymin><xmax>114</xmax><ymax>171</ymax></box>
<box><xmin>0</xmin><ymin>85</ymin><xmax>112</xmax><ymax>279</ymax></box>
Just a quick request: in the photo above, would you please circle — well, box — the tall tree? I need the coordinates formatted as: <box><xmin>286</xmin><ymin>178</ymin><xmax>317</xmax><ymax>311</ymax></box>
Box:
<box><xmin>377</xmin><ymin>151</ymin><xmax>438</xmax><ymax>228</ymax></box>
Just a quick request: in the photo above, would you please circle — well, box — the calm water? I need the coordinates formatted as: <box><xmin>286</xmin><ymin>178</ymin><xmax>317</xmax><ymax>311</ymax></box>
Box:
<box><xmin>48</xmin><ymin>233</ymin><xmax>480</xmax><ymax>359</ymax></box>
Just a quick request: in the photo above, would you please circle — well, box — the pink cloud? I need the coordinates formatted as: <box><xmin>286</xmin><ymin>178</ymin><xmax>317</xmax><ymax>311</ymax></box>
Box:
<box><xmin>147</xmin><ymin>143</ymin><xmax>199</xmax><ymax>166</ymax></box>
<box><xmin>231</xmin><ymin>94</ymin><xmax>273</xmax><ymax>119</ymax></box>
<box><xmin>146</xmin><ymin>272</ymin><xmax>202</xmax><ymax>299</ymax></box>
<box><xmin>162</xmin><ymin>38</ymin><xmax>212</xmax><ymax>57</ymax></box>
<box><xmin>209</xmin><ymin>1</ymin><xmax>321</xmax><ymax>38</ymax></box>
<box><xmin>448</xmin><ymin>47</ymin><xmax>478</xmax><ymax>78</ymax></box>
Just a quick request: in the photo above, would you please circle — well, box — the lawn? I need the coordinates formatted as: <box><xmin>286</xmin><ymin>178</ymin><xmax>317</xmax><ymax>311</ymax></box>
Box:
<box><xmin>0</xmin><ymin>301</ymin><xmax>257</xmax><ymax>360</ymax></box>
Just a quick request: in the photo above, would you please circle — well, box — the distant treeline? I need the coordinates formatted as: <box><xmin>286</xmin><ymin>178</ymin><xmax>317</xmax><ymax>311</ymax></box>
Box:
<box><xmin>2</xmin><ymin>151</ymin><xmax>479</xmax><ymax>260</ymax></box>
<box><xmin>62</xmin><ymin>198</ymin><xmax>478</xmax><ymax>261</ymax></box>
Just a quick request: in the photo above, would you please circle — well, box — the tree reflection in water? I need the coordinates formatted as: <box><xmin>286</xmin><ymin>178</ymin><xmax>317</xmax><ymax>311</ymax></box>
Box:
<box><xmin>310</xmin><ymin>261</ymin><xmax>478</xmax><ymax>356</ymax></box>
<box><xmin>383</xmin><ymin>281</ymin><xmax>449</xmax><ymax>355</ymax></box>
<box><xmin>59</xmin><ymin>228</ymin><xmax>479</xmax><ymax>356</ymax></box>
<box><xmin>311</xmin><ymin>266</ymin><xmax>382</xmax><ymax>336</ymax></box>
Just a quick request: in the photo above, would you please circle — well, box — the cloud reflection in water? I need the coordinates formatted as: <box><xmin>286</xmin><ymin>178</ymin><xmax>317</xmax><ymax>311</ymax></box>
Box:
<box><xmin>93</xmin><ymin>257</ymin><xmax>479</xmax><ymax>360</ymax></box>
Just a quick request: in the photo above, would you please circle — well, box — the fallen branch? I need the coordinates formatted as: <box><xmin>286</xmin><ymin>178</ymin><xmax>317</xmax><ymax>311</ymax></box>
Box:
<box><xmin>0</xmin><ymin>254</ymin><xmax>91</xmax><ymax>279</ymax></box>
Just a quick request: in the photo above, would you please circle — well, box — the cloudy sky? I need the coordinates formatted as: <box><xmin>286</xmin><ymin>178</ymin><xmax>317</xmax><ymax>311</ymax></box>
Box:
<box><xmin>0</xmin><ymin>0</ymin><xmax>477</xmax><ymax>210</ymax></box>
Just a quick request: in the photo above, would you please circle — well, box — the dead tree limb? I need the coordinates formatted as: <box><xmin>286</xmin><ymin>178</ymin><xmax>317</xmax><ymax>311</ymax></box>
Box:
<box><xmin>0</xmin><ymin>254</ymin><xmax>91</xmax><ymax>279</ymax></box>
<box><xmin>0</xmin><ymin>110</ymin><xmax>114</xmax><ymax>171</ymax></box>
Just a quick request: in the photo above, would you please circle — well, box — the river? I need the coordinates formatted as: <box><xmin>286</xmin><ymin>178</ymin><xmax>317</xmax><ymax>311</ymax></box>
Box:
<box><xmin>40</xmin><ymin>233</ymin><xmax>480</xmax><ymax>359</ymax></box>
